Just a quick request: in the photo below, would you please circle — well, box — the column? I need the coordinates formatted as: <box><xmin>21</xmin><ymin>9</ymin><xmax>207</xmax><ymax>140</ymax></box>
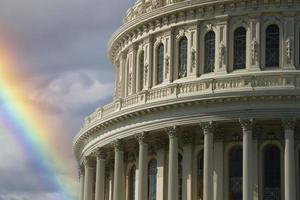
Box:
<box><xmin>182</xmin><ymin>134</ymin><xmax>193</xmax><ymax>200</ymax></box>
<box><xmin>84</xmin><ymin>157</ymin><xmax>95</xmax><ymax>200</ymax></box>
<box><xmin>95</xmin><ymin>149</ymin><xmax>106</xmax><ymax>200</ymax></box>
<box><xmin>201</xmin><ymin>121</ymin><xmax>215</xmax><ymax>200</ymax></box>
<box><xmin>136</xmin><ymin>132</ymin><xmax>148</xmax><ymax>200</ymax></box>
<box><xmin>282</xmin><ymin>119</ymin><xmax>296</xmax><ymax>200</ymax></box>
<box><xmin>239</xmin><ymin>118</ymin><xmax>254</xmax><ymax>200</ymax></box>
<box><xmin>213</xmin><ymin>132</ymin><xmax>223</xmax><ymax>200</ymax></box>
<box><xmin>112</xmin><ymin>139</ymin><xmax>124</xmax><ymax>200</ymax></box>
<box><xmin>79</xmin><ymin>166</ymin><xmax>85</xmax><ymax>200</ymax></box>
<box><xmin>156</xmin><ymin>142</ymin><xmax>166</xmax><ymax>200</ymax></box>
<box><xmin>166</xmin><ymin>126</ymin><xmax>179</xmax><ymax>200</ymax></box>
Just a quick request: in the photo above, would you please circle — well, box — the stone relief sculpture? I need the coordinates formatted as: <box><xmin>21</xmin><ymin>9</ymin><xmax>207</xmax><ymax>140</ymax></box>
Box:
<box><xmin>251</xmin><ymin>39</ymin><xmax>258</xmax><ymax>65</ymax></box>
<box><xmin>285</xmin><ymin>38</ymin><xmax>292</xmax><ymax>64</ymax></box>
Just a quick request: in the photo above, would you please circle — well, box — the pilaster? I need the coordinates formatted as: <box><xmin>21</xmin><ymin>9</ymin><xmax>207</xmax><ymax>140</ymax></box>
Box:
<box><xmin>249</xmin><ymin>15</ymin><xmax>261</xmax><ymax>71</ymax></box>
<box><xmin>215</xmin><ymin>15</ymin><xmax>229</xmax><ymax>74</ymax></box>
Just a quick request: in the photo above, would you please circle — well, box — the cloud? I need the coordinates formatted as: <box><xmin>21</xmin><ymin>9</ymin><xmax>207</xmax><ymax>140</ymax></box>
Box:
<box><xmin>30</xmin><ymin>69</ymin><xmax>114</xmax><ymax>113</ymax></box>
<box><xmin>0</xmin><ymin>0</ymin><xmax>135</xmax><ymax>198</ymax></box>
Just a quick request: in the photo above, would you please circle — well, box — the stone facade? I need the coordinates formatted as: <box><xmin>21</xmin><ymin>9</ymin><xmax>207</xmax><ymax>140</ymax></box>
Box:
<box><xmin>73</xmin><ymin>0</ymin><xmax>300</xmax><ymax>200</ymax></box>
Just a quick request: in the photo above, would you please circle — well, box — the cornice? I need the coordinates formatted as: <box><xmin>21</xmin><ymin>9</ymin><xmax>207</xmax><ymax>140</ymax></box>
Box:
<box><xmin>108</xmin><ymin>0</ymin><xmax>300</xmax><ymax>63</ymax></box>
<box><xmin>74</xmin><ymin>93</ymin><xmax>300</xmax><ymax>161</ymax></box>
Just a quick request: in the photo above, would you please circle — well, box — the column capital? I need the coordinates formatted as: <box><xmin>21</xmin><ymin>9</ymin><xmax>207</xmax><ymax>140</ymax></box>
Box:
<box><xmin>239</xmin><ymin>118</ymin><xmax>255</xmax><ymax>131</ymax></box>
<box><xmin>111</xmin><ymin>139</ymin><xmax>124</xmax><ymax>152</ymax></box>
<box><xmin>165</xmin><ymin>126</ymin><xmax>179</xmax><ymax>138</ymax></box>
<box><xmin>135</xmin><ymin>132</ymin><xmax>148</xmax><ymax>144</ymax></box>
<box><xmin>200</xmin><ymin>121</ymin><xmax>216</xmax><ymax>134</ymax></box>
<box><xmin>282</xmin><ymin>118</ymin><xmax>296</xmax><ymax>130</ymax></box>
<box><xmin>83</xmin><ymin>157</ymin><xmax>95</xmax><ymax>168</ymax></box>
<box><xmin>94</xmin><ymin>148</ymin><xmax>106</xmax><ymax>160</ymax></box>
<box><xmin>78</xmin><ymin>164</ymin><xmax>85</xmax><ymax>176</ymax></box>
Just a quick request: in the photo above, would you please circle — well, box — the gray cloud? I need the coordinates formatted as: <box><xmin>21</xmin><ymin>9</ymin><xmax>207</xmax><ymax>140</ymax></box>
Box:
<box><xmin>0</xmin><ymin>0</ymin><xmax>136</xmax><ymax>199</ymax></box>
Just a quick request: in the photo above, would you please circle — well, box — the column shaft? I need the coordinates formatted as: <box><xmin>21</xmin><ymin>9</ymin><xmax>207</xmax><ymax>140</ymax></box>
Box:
<box><xmin>167</xmin><ymin>128</ymin><xmax>178</xmax><ymax>200</ymax></box>
<box><xmin>203</xmin><ymin>129</ymin><xmax>214</xmax><ymax>200</ymax></box>
<box><xmin>84</xmin><ymin>159</ymin><xmax>94</xmax><ymax>200</ymax></box>
<box><xmin>240</xmin><ymin>119</ymin><xmax>254</xmax><ymax>200</ymax></box>
<box><xmin>113</xmin><ymin>142</ymin><xmax>124</xmax><ymax>200</ymax></box>
<box><xmin>137</xmin><ymin>133</ymin><xmax>148</xmax><ymax>200</ymax></box>
<box><xmin>95</xmin><ymin>155</ymin><xmax>106</xmax><ymax>200</ymax></box>
<box><xmin>79</xmin><ymin>169</ymin><xmax>85</xmax><ymax>200</ymax></box>
<box><xmin>283</xmin><ymin>120</ymin><xmax>296</xmax><ymax>200</ymax></box>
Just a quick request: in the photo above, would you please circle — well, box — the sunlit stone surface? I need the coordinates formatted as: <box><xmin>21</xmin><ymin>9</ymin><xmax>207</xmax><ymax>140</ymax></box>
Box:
<box><xmin>74</xmin><ymin>0</ymin><xmax>300</xmax><ymax>199</ymax></box>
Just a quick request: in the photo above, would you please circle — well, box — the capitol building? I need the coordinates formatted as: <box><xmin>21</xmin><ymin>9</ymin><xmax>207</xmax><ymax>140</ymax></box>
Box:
<box><xmin>73</xmin><ymin>0</ymin><xmax>300</xmax><ymax>199</ymax></box>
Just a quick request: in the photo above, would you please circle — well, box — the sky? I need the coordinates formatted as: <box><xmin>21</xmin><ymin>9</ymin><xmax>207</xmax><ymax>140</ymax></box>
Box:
<box><xmin>0</xmin><ymin>0</ymin><xmax>136</xmax><ymax>199</ymax></box>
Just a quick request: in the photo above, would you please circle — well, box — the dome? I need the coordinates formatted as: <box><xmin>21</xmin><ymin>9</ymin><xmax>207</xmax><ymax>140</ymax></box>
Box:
<box><xmin>74</xmin><ymin>0</ymin><xmax>300</xmax><ymax>200</ymax></box>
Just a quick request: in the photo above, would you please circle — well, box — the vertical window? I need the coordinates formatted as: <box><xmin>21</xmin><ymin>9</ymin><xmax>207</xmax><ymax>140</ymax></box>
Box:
<box><xmin>263</xmin><ymin>145</ymin><xmax>281</xmax><ymax>200</ymax></box>
<box><xmin>139</xmin><ymin>51</ymin><xmax>144</xmax><ymax>91</ymax></box>
<box><xmin>148</xmin><ymin>159</ymin><xmax>157</xmax><ymax>200</ymax></box>
<box><xmin>178</xmin><ymin>37</ymin><xmax>188</xmax><ymax>78</ymax></box>
<box><xmin>229</xmin><ymin>146</ymin><xmax>243</xmax><ymax>200</ymax></box>
<box><xmin>234</xmin><ymin>27</ymin><xmax>247</xmax><ymax>70</ymax></box>
<box><xmin>178</xmin><ymin>154</ymin><xmax>183</xmax><ymax>200</ymax></box>
<box><xmin>197</xmin><ymin>150</ymin><xmax>204</xmax><ymax>200</ymax></box>
<box><xmin>157</xmin><ymin>44</ymin><xmax>164</xmax><ymax>84</ymax></box>
<box><xmin>129</xmin><ymin>165</ymin><xmax>136</xmax><ymax>200</ymax></box>
<box><xmin>205</xmin><ymin>31</ymin><xmax>215</xmax><ymax>73</ymax></box>
<box><xmin>266</xmin><ymin>24</ymin><xmax>280</xmax><ymax>67</ymax></box>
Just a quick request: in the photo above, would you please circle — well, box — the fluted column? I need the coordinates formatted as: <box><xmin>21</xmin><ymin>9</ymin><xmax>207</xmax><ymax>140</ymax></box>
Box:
<box><xmin>79</xmin><ymin>166</ymin><xmax>85</xmax><ymax>200</ymax></box>
<box><xmin>283</xmin><ymin>119</ymin><xmax>296</xmax><ymax>200</ymax></box>
<box><xmin>240</xmin><ymin>119</ymin><xmax>254</xmax><ymax>200</ymax></box>
<box><xmin>95</xmin><ymin>149</ymin><xmax>106</xmax><ymax>200</ymax></box>
<box><xmin>112</xmin><ymin>139</ymin><xmax>124</xmax><ymax>200</ymax></box>
<box><xmin>166</xmin><ymin>126</ymin><xmax>178</xmax><ymax>200</ymax></box>
<box><xmin>84</xmin><ymin>157</ymin><xmax>95</xmax><ymax>200</ymax></box>
<box><xmin>201</xmin><ymin>121</ymin><xmax>215</xmax><ymax>200</ymax></box>
<box><xmin>136</xmin><ymin>132</ymin><xmax>148</xmax><ymax>200</ymax></box>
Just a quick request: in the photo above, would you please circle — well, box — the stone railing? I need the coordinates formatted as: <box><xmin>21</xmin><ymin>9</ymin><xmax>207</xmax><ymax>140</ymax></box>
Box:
<box><xmin>82</xmin><ymin>72</ymin><xmax>300</xmax><ymax>130</ymax></box>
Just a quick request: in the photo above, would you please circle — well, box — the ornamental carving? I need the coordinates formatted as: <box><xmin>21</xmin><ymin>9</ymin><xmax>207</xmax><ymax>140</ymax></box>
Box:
<box><xmin>83</xmin><ymin>157</ymin><xmax>95</xmax><ymax>168</ymax></box>
<box><xmin>94</xmin><ymin>148</ymin><xmax>106</xmax><ymax>160</ymax></box>
<box><xmin>128</xmin><ymin>72</ymin><xmax>133</xmax><ymax>92</ymax></box>
<box><xmin>165</xmin><ymin>55</ymin><xmax>170</xmax><ymax>78</ymax></box>
<box><xmin>239</xmin><ymin>118</ymin><xmax>254</xmax><ymax>131</ymax></box>
<box><xmin>285</xmin><ymin>38</ymin><xmax>292</xmax><ymax>64</ymax></box>
<box><xmin>144</xmin><ymin>62</ymin><xmax>149</xmax><ymax>83</ymax></box>
<box><xmin>251</xmin><ymin>39</ymin><xmax>258</xmax><ymax>65</ymax></box>
<box><xmin>282</xmin><ymin>118</ymin><xmax>296</xmax><ymax>130</ymax></box>
<box><xmin>135</xmin><ymin>132</ymin><xmax>147</xmax><ymax>144</ymax></box>
<box><xmin>165</xmin><ymin>126</ymin><xmax>178</xmax><ymax>138</ymax></box>
<box><xmin>191</xmin><ymin>49</ymin><xmax>196</xmax><ymax>70</ymax></box>
<box><xmin>111</xmin><ymin>139</ymin><xmax>123</xmax><ymax>151</ymax></box>
<box><xmin>219</xmin><ymin>42</ymin><xmax>226</xmax><ymax>66</ymax></box>
<box><xmin>200</xmin><ymin>121</ymin><xmax>215</xmax><ymax>133</ymax></box>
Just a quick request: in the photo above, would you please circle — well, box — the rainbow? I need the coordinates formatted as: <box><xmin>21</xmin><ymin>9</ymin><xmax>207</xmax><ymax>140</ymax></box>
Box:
<box><xmin>0</xmin><ymin>46</ymin><xmax>77</xmax><ymax>199</ymax></box>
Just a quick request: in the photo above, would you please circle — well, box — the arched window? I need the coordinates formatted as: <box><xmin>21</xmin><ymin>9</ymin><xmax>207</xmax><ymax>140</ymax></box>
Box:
<box><xmin>148</xmin><ymin>159</ymin><xmax>157</xmax><ymax>200</ymax></box>
<box><xmin>229</xmin><ymin>146</ymin><xmax>243</xmax><ymax>200</ymax></box>
<box><xmin>234</xmin><ymin>27</ymin><xmax>247</xmax><ymax>70</ymax></box>
<box><xmin>178</xmin><ymin>154</ymin><xmax>183</xmax><ymax>200</ymax></box>
<box><xmin>266</xmin><ymin>24</ymin><xmax>280</xmax><ymax>68</ymax></box>
<box><xmin>204</xmin><ymin>31</ymin><xmax>215</xmax><ymax>73</ymax></box>
<box><xmin>157</xmin><ymin>44</ymin><xmax>164</xmax><ymax>84</ymax></box>
<box><xmin>178</xmin><ymin>37</ymin><xmax>188</xmax><ymax>78</ymax></box>
<box><xmin>129</xmin><ymin>165</ymin><xmax>136</xmax><ymax>200</ymax></box>
<box><xmin>263</xmin><ymin>145</ymin><xmax>281</xmax><ymax>200</ymax></box>
<box><xmin>139</xmin><ymin>51</ymin><xmax>144</xmax><ymax>91</ymax></box>
<box><xmin>197</xmin><ymin>150</ymin><xmax>204</xmax><ymax>200</ymax></box>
